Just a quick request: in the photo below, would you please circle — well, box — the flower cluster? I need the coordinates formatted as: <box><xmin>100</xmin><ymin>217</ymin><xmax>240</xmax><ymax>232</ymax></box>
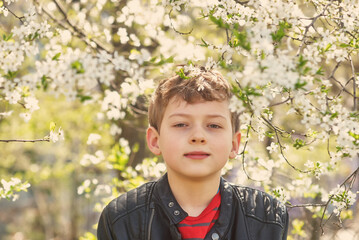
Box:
<box><xmin>272</xmin><ymin>187</ymin><xmax>290</xmax><ymax>204</ymax></box>
<box><xmin>328</xmin><ymin>186</ymin><xmax>357</xmax><ymax>216</ymax></box>
<box><xmin>77</xmin><ymin>178</ymin><xmax>111</xmax><ymax>199</ymax></box>
<box><xmin>0</xmin><ymin>178</ymin><xmax>30</xmax><ymax>201</ymax></box>
<box><xmin>80</xmin><ymin>151</ymin><xmax>105</xmax><ymax>166</ymax></box>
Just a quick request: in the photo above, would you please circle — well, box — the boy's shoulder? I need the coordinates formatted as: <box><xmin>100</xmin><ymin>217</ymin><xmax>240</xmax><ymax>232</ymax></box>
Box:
<box><xmin>228</xmin><ymin>182</ymin><xmax>288</xmax><ymax>227</ymax></box>
<box><xmin>104</xmin><ymin>181</ymin><xmax>156</xmax><ymax>222</ymax></box>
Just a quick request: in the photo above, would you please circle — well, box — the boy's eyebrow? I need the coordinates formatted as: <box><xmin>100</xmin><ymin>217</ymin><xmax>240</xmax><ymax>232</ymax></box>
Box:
<box><xmin>168</xmin><ymin>113</ymin><xmax>227</xmax><ymax>120</ymax></box>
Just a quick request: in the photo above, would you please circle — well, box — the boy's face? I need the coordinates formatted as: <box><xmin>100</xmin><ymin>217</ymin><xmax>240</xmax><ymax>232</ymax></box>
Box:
<box><xmin>147</xmin><ymin>97</ymin><xmax>241</xmax><ymax>180</ymax></box>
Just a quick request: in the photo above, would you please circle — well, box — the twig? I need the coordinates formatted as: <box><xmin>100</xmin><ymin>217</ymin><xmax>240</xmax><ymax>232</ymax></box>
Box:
<box><xmin>168</xmin><ymin>9</ymin><xmax>193</xmax><ymax>35</ymax></box>
<box><xmin>328</xmin><ymin>61</ymin><xmax>355</xmax><ymax>98</ymax></box>
<box><xmin>2</xmin><ymin>4</ymin><xmax>25</xmax><ymax>23</ymax></box>
<box><xmin>286</xmin><ymin>203</ymin><xmax>326</xmax><ymax>208</ymax></box>
<box><xmin>225</xmin><ymin>28</ymin><xmax>230</xmax><ymax>44</ymax></box>
<box><xmin>332</xmin><ymin>76</ymin><xmax>355</xmax><ymax>98</ymax></box>
<box><xmin>34</xmin><ymin>0</ymin><xmax>111</xmax><ymax>53</ymax></box>
<box><xmin>296</xmin><ymin>3</ymin><xmax>331</xmax><ymax>56</ymax></box>
<box><xmin>349</xmin><ymin>55</ymin><xmax>358</xmax><ymax>111</ymax></box>
<box><xmin>273</xmin><ymin>124</ymin><xmax>310</xmax><ymax>173</ymax></box>
<box><xmin>239</xmin><ymin>114</ymin><xmax>262</xmax><ymax>181</ymax></box>
<box><xmin>268</xmin><ymin>96</ymin><xmax>293</xmax><ymax>107</ymax></box>
<box><xmin>0</xmin><ymin>139</ymin><xmax>50</xmax><ymax>143</ymax></box>
<box><xmin>329</xmin><ymin>61</ymin><xmax>341</xmax><ymax>79</ymax></box>
<box><xmin>320</xmin><ymin>166</ymin><xmax>359</xmax><ymax>234</ymax></box>
<box><xmin>327</xmin><ymin>137</ymin><xmax>332</xmax><ymax>158</ymax></box>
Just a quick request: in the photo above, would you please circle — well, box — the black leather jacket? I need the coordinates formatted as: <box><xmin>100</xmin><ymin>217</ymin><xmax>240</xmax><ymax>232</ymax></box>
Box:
<box><xmin>98</xmin><ymin>174</ymin><xmax>288</xmax><ymax>240</ymax></box>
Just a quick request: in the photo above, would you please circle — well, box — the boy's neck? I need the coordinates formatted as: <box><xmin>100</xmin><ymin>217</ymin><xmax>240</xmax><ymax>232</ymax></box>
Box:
<box><xmin>167</xmin><ymin>172</ymin><xmax>221</xmax><ymax>217</ymax></box>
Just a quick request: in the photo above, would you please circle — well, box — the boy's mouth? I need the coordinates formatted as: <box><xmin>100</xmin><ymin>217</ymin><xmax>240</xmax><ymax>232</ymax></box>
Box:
<box><xmin>184</xmin><ymin>151</ymin><xmax>210</xmax><ymax>159</ymax></box>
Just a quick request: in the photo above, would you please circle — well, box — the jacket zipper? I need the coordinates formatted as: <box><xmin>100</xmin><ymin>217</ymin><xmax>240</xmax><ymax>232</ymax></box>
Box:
<box><xmin>147</xmin><ymin>202</ymin><xmax>155</xmax><ymax>240</ymax></box>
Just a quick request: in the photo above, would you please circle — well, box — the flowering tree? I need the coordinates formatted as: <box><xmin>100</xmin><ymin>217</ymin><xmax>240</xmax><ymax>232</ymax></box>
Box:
<box><xmin>1</xmin><ymin>0</ymin><xmax>358</xmax><ymax>239</ymax></box>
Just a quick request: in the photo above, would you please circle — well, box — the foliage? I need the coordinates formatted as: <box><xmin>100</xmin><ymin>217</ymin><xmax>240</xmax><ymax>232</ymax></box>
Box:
<box><xmin>0</xmin><ymin>0</ymin><xmax>359</xmax><ymax>239</ymax></box>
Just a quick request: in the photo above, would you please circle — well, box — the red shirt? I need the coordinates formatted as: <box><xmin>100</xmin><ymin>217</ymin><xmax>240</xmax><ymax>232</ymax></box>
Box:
<box><xmin>177</xmin><ymin>192</ymin><xmax>221</xmax><ymax>239</ymax></box>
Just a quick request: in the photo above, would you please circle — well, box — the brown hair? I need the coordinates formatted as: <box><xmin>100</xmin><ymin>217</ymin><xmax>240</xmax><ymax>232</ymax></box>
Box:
<box><xmin>148</xmin><ymin>66</ymin><xmax>240</xmax><ymax>133</ymax></box>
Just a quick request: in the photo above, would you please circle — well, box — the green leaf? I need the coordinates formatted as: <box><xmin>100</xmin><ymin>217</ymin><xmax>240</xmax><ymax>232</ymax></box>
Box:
<box><xmin>293</xmin><ymin>138</ymin><xmax>305</xmax><ymax>149</ymax></box>
<box><xmin>132</xmin><ymin>143</ymin><xmax>139</xmax><ymax>153</ymax></box>
<box><xmin>145</xmin><ymin>55</ymin><xmax>173</xmax><ymax>66</ymax></box>
<box><xmin>330</xmin><ymin>112</ymin><xmax>338</xmax><ymax>120</ymax></box>
<box><xmin>79</xmin><ymin>232</ymin><xmax>97</xmax><ymax>240</ymax></box>
<box><xmin>155</xmin><ymin>55</ymin><xmax>174</xmax><ymax>66</ymax></box>
<box><xmin>265</xmin><ymin>131</ymin><xmax>275</xmax><ymax>138</ymax></box>
<box><xmin>4</xmin><ymin>71</ymin><xmax>18</xmax><ymax>80</ymax></box>
<box><xmin>41</xmin><ymin>75</ymin><xmax>49</xmax><ymax>91</ymax></box>
<box><xmin>108</xmin><ymin>144</ymin><xmax>129</xmax><ymax>171</ymax></box>
<box><xmin>176</xmin><ymin>68</ymin><xmax>189</xmax><ymax>79</ymax></box>
<box><xmin>339</xmin><ymin>43</ymin><xmax>351</xmax><ymax>48</ymax></box>
<box><xmin>316</xmin><ymin>67</ymin><xmax>324</xmax><ymax>75</ymax></box>
<box><xmin>50</xmin><ymin>122</ymin><xmax>56</xmax><ymax>131</ymax></box>
<box><xmin>71</xmin><ymin>60</ymin><xmax>85</xmax><ymax>74</ymax></box>
<box><xmin>3</xmin><ymin>33</ymin><xmax>13</xmax><ymax>41</ymax></box>
<box><xmin>291</xmin><ymin>219</ymin><xmax>306</xmax><ymax>237</ymax></box>
<box><xmin>298</xmin><ymin>55</ymin><xmax>308</xmax><ymax>69</ymax></box>
<box><xmin>271</xmin><ymin>21</ymin><xmax>292</xmax><ymax>43</ymax></box>
<box><xmin>200</xmin><ymin>38</ymin><xmax>209</xmax><ymax>47</ymax></box>
<box><xmin>208</xmin><ymin>15</ymin><xmax>229</xmax><ymax>29</ymax></box>
<box><xmin>77</xmin><ymin>94</ymin><xmax>92</xmax><ymax>103</ymax></box>
<box><xmin>323</xmin><ymin>43</ymin><xmax>332</xmax><ymax>52</ymax></box>
<box><xmin>52</xmin><ymin>53</ymin><xmax>61</xmax><ymax>61</ymax></box>
<box><xmin>294</xmin><ymin>80</ymin><xmax>307</xmax><ymax>90</ymax></box>
<box><xmin>230</xmin><ymin>30</ymin><xmax>251</xmax><ymax>51</ymax></box>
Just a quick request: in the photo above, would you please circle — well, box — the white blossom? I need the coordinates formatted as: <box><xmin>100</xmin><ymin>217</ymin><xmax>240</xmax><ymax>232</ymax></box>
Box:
<box><xmin>87</xmin><ymin>133</ymin><xmax>102</xmax><ymax>145</ymax></box>
<box><xmin>5</xmin><ymin>89</ymin><xmax>22</xmax><ymax>104</ymax></box>
<box><xmin>0</xmin><ymin>178</ymin><xmax>30</xmax><ymax>201</ymax></box>
<box><xmin>24</xmin><ymin>96</ymin><xmax>40</xmax><ymax>112</ymax></box>
<box><xmin>266</xmin><ymin>142</ymin><xmax>278</xmax><ymax>154</ymax></box>
<box><xmin>49</xmin><ymin>127</ymin><xmax>65</xmax><ymax>143</ymax></box>
<box><xmin>110</xmin><ymin>124</ymin><xmax>122</xmax><ymax>136</ymax></box>
<box><xmin>272</xmin><ymin>187</ymin><xmax>290</xmax><ymax>203</ymax></box>
<box><xmin>329</xmin><ymin>186</ymin><xmax>357</xmax><ymax>216</ymax></box>
<box><xmin>19</xmin><ymin>112</ymin><xmax>31</xmax><ymax>123</ymax></box>
<box><xmin>117</xmin><ymin>28</ymin><xmax>129</xmax><ymax>44</ymax></box>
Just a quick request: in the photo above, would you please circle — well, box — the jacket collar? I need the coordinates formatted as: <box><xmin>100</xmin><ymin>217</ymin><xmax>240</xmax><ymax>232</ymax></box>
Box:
<box><xmin>153</xmin><ymin>174</ymin><xmax>188</xmax><ymax>224</ymax></box>
<box><xmin>153</xmin><ymin>173</ymin><xmax>235</xmax><ymax>233</ymax></box>
<box><xmin>210</xmin><ymin>179</ymin><xmax>235</xmax><ymax>238</ymax></box>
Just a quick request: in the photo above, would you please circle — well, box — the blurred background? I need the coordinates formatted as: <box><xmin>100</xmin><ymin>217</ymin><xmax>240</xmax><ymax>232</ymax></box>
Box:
<box><xmin>1</xmin><ymin>0</ymin><xmax>359</xmax><ymax>239</ymax></box>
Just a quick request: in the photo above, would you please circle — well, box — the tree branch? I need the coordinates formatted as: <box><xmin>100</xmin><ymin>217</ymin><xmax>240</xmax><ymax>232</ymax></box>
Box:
<box><xmin>0</xmin><ymin>139</ymin><xmax>50</xmax><ymax>143</ymax></box>
<box><xmin>296</xmin><ymin>3</ymin><xmax>331</xmax><ymax>56</ymax></box>
<box><xmin>328</xmin><ymin>61</ymin><xmax>355</xmax><ymax>98</ymax></box>
<box><xmin>34</xmin><ymin>0</ymin><xmax>111</xmax><ymax>53</ymax></box>
<box><xmin>168</xmin><ymin>9</ymin><xmax>193</xmax><ymax>35</ymax></box>
<box><xmin>268</xmin><ymin>96</ymin><xmax>293</xmax><ymax>107</ymax></box>
<box><xmin>286</xmin><ymin>203</ymin><xmax>326</xmax><ymax>208</ymax></box>
<box><xmin>349</xmin><ymin>55</ymin><xmax>358</xmax><ymax>111</ymax></box>
<box><xmin>2</xmin><ymin>3</ymin><xmax>25</xmax><ymax>23</ymax></box>
<box><xmin>272</xmin><ymin>123</ymin><xmax>310</xmax><ymax>174</ymax></box>
<box><xmin>320</xmin><ymin>166</ymin><xmax>359</xmax><ymax>234</ymax></box>
<box><xmin>239</xmin><ymin>114</ymin><xmax>262</xmax><ymax>181</ymax></box>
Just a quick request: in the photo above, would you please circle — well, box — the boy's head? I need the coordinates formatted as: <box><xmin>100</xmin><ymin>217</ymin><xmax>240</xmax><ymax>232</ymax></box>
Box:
<box><xmin>148</xmin><ymin>66</ymin><xmax>239</xmax><ymax>134</ymax></box>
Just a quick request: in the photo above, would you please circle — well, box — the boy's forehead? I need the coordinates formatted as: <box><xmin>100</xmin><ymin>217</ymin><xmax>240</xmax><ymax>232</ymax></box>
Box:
<box><xmin>164</xmin><ymin>96</ymin><xmax>231</xmax><ymax>117</ymax></box>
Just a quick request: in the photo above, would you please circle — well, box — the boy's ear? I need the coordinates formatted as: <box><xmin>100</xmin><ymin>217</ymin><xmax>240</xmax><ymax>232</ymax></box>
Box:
<box><xmin>146</xmin><ymin>126</ymin><xmax>161</xmax><ymax>155</ymax></box>
<box><xmin>229</xmin><ymin>131</ymin><xmax>241</xmax><ymax>159</ymax></box>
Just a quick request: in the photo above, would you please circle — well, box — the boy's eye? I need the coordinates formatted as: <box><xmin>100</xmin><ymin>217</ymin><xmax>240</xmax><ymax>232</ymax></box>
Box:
<box><xmin>208</xmin><ymin>124</ymin><xmax>221</xmax><ymax>129</ymax></box>
<box><xmin>174</xmin><ymin>123</ymin><xmax>187</xmax><ymax>127</ymax></box>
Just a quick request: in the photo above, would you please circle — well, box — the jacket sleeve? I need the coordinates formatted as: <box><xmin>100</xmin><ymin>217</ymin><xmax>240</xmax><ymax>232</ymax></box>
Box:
<box><xmin>97</xmin><ymin>206</ymin><xmax>115</xmax><ymax>240</ymax></box>
<box><xmin>282</xmin><ymin>208</ymin><xmax>289</xmax><ymax>240</ymax></box>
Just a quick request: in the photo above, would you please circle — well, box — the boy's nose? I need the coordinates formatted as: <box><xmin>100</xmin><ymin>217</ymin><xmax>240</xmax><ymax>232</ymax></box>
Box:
<box><xmin>190</xmin><ymin>136</ymin><xmax>206</xmax><ymax>144</ymax></box>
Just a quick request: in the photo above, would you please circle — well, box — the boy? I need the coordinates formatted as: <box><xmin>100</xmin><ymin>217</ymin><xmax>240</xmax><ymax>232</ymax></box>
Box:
<box><xmin>97</xmin><ymin>66</ymin><xmax>289</xmax><ymax>240</ymax></box>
